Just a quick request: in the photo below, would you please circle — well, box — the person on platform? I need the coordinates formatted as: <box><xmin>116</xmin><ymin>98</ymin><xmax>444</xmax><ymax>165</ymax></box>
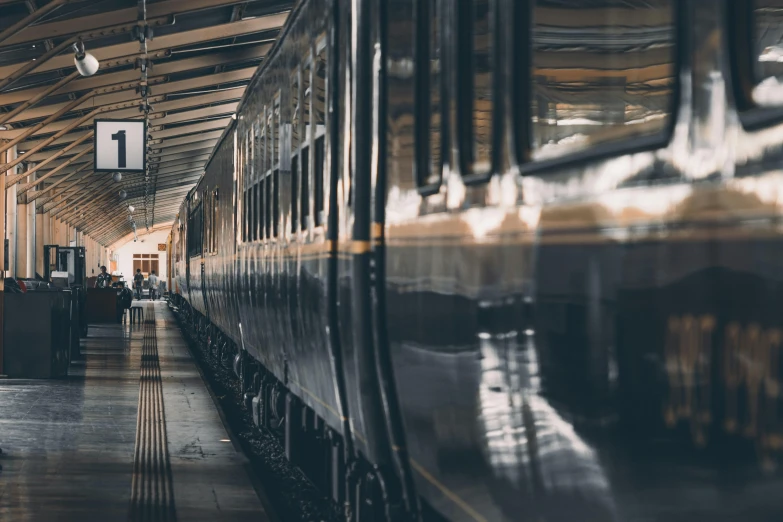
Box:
<box><xmin>116</xmin><ymin>281</ymin><xmax>133</xmax><ymax>323</ymax></box>
<box><xmin>133</xmin><ymin>268</ymin><xmax>144</xmax><ymax>300</ymax></box>
<box><xmin>148</xmin><ymin>270</ymin><xmax>159</xmax><ymax>300</ymax></box>
<box><xmin>95</xmin><ymin>266</ymin><xmax>112</xmax><ymax>288</ymax></box>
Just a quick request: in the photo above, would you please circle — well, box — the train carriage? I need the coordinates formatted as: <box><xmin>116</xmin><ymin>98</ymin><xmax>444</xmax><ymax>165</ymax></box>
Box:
<box><xmin>170</xmin><ymin>1</ymin><xmax>783</xmax><ymax>521</ymax></box>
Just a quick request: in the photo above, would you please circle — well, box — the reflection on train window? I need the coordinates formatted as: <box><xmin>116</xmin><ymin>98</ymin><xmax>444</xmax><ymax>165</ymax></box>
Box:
<box><xmin>315</xmin><ymin>39</ymin><xmax>327</xmax><ymax>224</ymax></box>
<box><xmin>530</xmin><ymin>0</ymin><xmax>675</xmax><ymax>160</ymax></box>
<box><xmin>300</xmin><ymin>146</ymin><xmax>310</xmax><ymax>230</ymax></box>
<box><xmin>462</xmin><ymin>0</ymin><xmax>493</xmax><ymax>177</ymax></box>
<box><xmin>273</xmin><ymin>170</ymin><xmax>280</xmax><ymax>237</ymax></box>
<box><xmin>314</xmin><ymin>137</ymin><xmax>324</xmax><ymax>225</ymax></box>
<box><xmin>188</xmin><ymin>202</ymin><xmax>203</xmax><ymax>258</ymax></box>
<box><xmin>291</xmin><ymin>70</ymin><xmax>300</xmax><ymax>153</ymax></box>
<box><xmin>314</xmin><ymin>42</ymin><xmax>327</xmax><ymax>126</ymax></box>
<box><xmin>241</xmin><ymin>169</ymin><xmax>248</xmax><ymax>242</ymax></box>
<box><xmin>415</xmin><ymin>0</ymin><xmax>443</xmax><ymax>188</ymax></box>
<box><xmin>265</xmin><ymin>176</ymin><xmax>271</xmax><ymax>239</ymax></box>
<box><xmin>273</xmin><ymin>97</ymin><xmax>281</xmax><ymax>169</ymax></box>
<box><xmin>203</xmin><ymin>190</ymin><xmax>210</xmax><ymax>254</ymax></box>
<box><xmin>291</xmin><ymin>155</ymin><xmax>299</xmax><ymax>233</ymax></box>
<box><xmin>207</xmin><ymin>189</ymin><xmax>218</xmax><ymax>255</ymax></box>
<box><xmin>292</xmin><ymin>69</ymin><xmax>301</xmax><ymax>233</ymax></box>
<box><xmin>752</xmin><ymin>0</ymin><xmax>783</xmax><ymax>105</ymax></box>
<box><xmin>254</xmin><ymin>182</ymin><xmax>261</xmax><ymax>241</ymax></box>
<box><xmin>301</xmin><ymin>61</ymin><xmax>312</xmax><ymax>231</ymax></box>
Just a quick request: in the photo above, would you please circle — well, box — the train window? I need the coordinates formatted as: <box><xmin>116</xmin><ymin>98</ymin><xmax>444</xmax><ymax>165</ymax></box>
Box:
<box><xmin>314</xmin><ymin>41</ymin><xmax>327</xmax><ymax>224</ymax></box>
<box><xmin>247</xmin><ymin>183</ymin><xmax>254</xmax><ymax>242</ymax></box>
<box><xmin>457</xmin><ymin>0</ymin><xmax>494</xmax><ymax>180</ymax></box>
<box><xmin>292</xmin><ymin>70</ymin><xmax>301</xmax><ymax>153</ymax></box>
<box><xmin>264</xmin><ymin>176</ymin><xmax>271</xmax><ymax>239</ymax></box>
<box><xmin>750</xmin><ymin>0</ymin><xmax>783</xmax><ymax>106</ymax></box>
<box><xmin>254</xmin><ymin>182</ymin><xmax>261</xmax><ymax>241</ymax></box>
<box><xmin>213</xmin><ymin>189</ymin><xmax>218</xmax><ymax>253</ymax></box>
<box><xmin>273</xmin><ymin>170</ymin><xmax>280</xmax><ymax>237</ymax></box>
<box><xmin>314</xmin><ymin>136</ymin><xmax>324</xmax><ymax>225</ymax></box>
<box><xmin>241</xmin><ymin>135</ymin><xmax>248</xmax><ymax>242</ymax></box>
<box><xmin>187</xmin><ymin>202</ymin><xmax>203</xmax><ymax>258</ymax></box>
<box><xmin>415</xmin><ymin>0</ymin><xmax>443</xmax><ymax>188</ymax></box>
<box><xmin>301</xmin><ymin>146</ymin><xmax>310</xmax><ymax>230</ymax></box>
<box><xmin>203</xmin><ymin>190</ymin><xmax>209</xmax><ymax>255</ymax></box>
<box><xmin>292</xmin><ymin>69</ymin><xmax>301</xmax><ymax>233</ymax></box>
<box><xmin>314</xmin><ymin>44</ymin><xmax>327</xmax><ymax>127</ymax></box>
<box><xmin>301</xmin><ymin>61</ymin><xmax>312</xmax><ymax>231</ymax></box>
<box><xmin>205</xmin><ymin>188</ymin><xmax>218</xmax><ymax>255</ymax></box>
<box><xmin>291</xmin><ymin>155</ymin><xmax>299</xmax><ymax>233</ymax></box>
<box><xmin>527</xmin><ymin>0</ymin><xmax>676</xmax><ymax>161</ymax></box>
<box><xmin>273</xmin><ymin>96</ymin><xmax>281</xmax><ymax>170</ymax></box>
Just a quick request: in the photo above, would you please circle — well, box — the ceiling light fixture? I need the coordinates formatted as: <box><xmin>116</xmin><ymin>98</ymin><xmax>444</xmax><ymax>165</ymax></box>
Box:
<box><xmin>72</xmin><ymin>40</ymin><xmax>99</xmax><ymax>77</ymax></box>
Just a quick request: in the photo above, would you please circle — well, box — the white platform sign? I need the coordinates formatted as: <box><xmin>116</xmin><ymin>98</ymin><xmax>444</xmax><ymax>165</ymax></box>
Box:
<box><xmin>94</xmin><ymin>119</ymin><xmax>146</xmax><ymax>172</ymax></box>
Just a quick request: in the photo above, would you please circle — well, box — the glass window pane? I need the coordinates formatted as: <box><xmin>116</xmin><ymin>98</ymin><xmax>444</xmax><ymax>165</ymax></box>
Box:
<box><xmin>469</xmin><ymin>0</ymin><xmax>492</xmax><ymax>175</ymax></box>
<box><xmin>753</xmin><ymin>0</ymin><xmax>783</xmax><ymax>104</ymax></box>
<box><xmin>301</xmin><ymin>146</ymin><xmax>310</xmax><ymax>230</ymax></box>
<box><xmin>315</xmin><ymin>43</ymin><xmax>327</xmax><ymax>127</ymax></box>
<box><xmin>530</xmin><ymin>0</ymin><xmax>676</xmax><ymax>160</ymax></box>
<box><xmin>273</xmin><ymin>99</ymin><xmax>280</xmax><ymax>168</ymax></box>
<box><xmin>416</xmin><ymin>0</ymin><xmax>443</xmax><ymax>187</ymax></box>
<box><xmin>314</xmin><ymin>136</ymin><xmax>324</xmax><ymax>225</ymax></box>
<box><xmin>292</xmin><ymin>70</ymin><xmax>300</xmax><ymax>152</ymax></box>
<box><xmin>273</xmin><ymin>170</ymin><xmax>280</xmax><ymax>238</ymax></box>
<box><xmin>291</xmin><ymin>155</ymin><xmax>299</xmax><ymax>232</ymax></box>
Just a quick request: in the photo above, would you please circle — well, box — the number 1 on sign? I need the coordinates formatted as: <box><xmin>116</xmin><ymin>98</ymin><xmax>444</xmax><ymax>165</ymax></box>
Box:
<box><xmin>112</xmin><ymin>130</ymin><xmax>126</xmax><ymax>168</ymax></box>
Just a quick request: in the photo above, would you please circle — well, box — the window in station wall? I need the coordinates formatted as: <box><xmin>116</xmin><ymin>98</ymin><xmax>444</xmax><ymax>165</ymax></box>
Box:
<box><xmin>133</xmin><ymin>253</ymin><xmax>160</xmax><ymax>276</ymax></box>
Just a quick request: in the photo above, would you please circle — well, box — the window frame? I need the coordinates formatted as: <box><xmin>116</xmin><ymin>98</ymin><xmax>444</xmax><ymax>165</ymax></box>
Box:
<box><xmin>314</xmin><ymin>36</ymin><xmax>328</xmax><ymax>226</ymax></box>
<box><xmin>414</xmin><ymin>0</ymin><xmax>446</xmax><ymax>195</ymax></box>
<box><xmin>513</xmin><ymin>0</ymin><xmax>684</xmax><ymax>176</ymax></box>
<box><xmin>456</xmin><ymin>0</ymin><xmax>498</xmax><ymax>185</ymax></box>
<box><xmin>727</xmin><ymin>0</ymin><xmax>783</xmax><ymax>130</ymax></box>
<box><xmin>187</xmin><ymin>199</ymin><xmax>204</xmax><ymax>258</ymax></box>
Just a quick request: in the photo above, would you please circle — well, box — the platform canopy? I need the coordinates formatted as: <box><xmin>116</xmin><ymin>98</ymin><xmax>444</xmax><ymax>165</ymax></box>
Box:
<box><xmin>0</xmin><ymin>0</ymin><xmax>290</xmax><ymax>246</ymax></box>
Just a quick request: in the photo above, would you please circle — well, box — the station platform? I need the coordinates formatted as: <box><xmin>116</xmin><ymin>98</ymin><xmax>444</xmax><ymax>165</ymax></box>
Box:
<box><xmin>0</xmin><ymin>301</ymin><xmax>272</xmax><ymax>521</ymax></box>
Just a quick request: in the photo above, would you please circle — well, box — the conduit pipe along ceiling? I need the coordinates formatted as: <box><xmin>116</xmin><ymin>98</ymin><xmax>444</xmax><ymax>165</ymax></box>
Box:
<box><xmin>0</xmin><ymin>0</ymin><xmax>291</xmax><ymax>247</ymax></box>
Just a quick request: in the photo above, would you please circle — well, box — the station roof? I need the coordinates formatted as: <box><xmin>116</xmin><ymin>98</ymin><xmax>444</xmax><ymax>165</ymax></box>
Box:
<box><xmin>0</xmin><ymin>0</ymin><xmax>291</xmax><ymax>246</ymax></box>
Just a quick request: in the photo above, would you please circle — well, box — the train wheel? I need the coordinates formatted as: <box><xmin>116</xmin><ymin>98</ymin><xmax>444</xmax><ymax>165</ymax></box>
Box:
<box><xmin>356</xmin><ymin>470</ymin><xmax>386</xmax><ymax>522</ymax></box>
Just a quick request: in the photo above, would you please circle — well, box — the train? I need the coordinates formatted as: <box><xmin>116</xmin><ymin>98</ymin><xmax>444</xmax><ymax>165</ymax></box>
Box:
<box><xmin>167</xmin><ymin>0</ymin><xmax>783</xmax><ymax>520</ymax></box>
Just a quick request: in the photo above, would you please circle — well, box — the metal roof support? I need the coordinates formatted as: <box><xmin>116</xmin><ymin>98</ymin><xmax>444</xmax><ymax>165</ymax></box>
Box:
<box><xmin>73</xmin><ymin>207</ymin><xmax>128</xmax><ymax>234</ymax></box>
<box><xmin>149</xmin><ymin>146</ymin><xmax>215</xmax><ymax>162</ymax></box>
<box><xmin>0</xmin><ymin>16</ymin><xmax>280</xmax><ymax>79</ymax></box>
<box><xmin>0</xmin><ymin>93</ymin><xmax>92</xmax><ymax>154</ymax></box>
<box><xmin>34</xmin><ymin>177</ymin><xmax>92</xmax><ymax>210</ymax></box>
<box><xmin>150</xmin><ymin>130</ymin><xmax>225</xmax><ymax>151</ymax></box>
<box><xmin>0</xmin><ymin>36</ymin><xmax>77</xmax><ymax>92</ymax></box>
<box><xmin>79</xmin><ymin>205</ymin><xmax>135</xmax><ymax>236</ymax></box>
<box><xmin>49</xmin><ymin>180</ymin><xmax>114</xmax><ymax>217</ymax></box>
<box><xmin>0</xmin><ymin>0</ymin><xmax>73</xmax><ymax>46</ymax></box>
<box><xmin>0</xmin><ymin>71</ymin><xmax>80</xmax><ymax>125</ymax></box>
<box><xmin>153</xmin><ymin>102</ymin><xmax>239</xmax><ymax>126</ymax></box>
<box><xmin>1</xmin><ymin>97</ymin><xmax>162</xmax><ymax>174</ymax></box>
<box><xmin>11</xmin><ymin>67</ymin><xmax>253</xmax><ymax>124</ymax></box>
<box><xmin>0</xmin><ymin>48</ymin><xmax>254</xmax><ymax>106</ymax></box>
<box><xmin>14</xmin><ymin>148</ymin><xmax>92</xmax><ymax>194</ymax></box>
<box><xmin>148</xmin><ymin>155</ymin><xmax>210</xmax><ymax>172</ymax></box>
<box><xmin>18</xmin><ymin>153</ymin><xmax>93</xmax><ymax>195</ymax></box>
<box><xmin>30</xmin><ymin>169</ymin><xmax>92</xmax><ymax>205</ymax></box>
<box><xmin>151</xmin><ymin>117</ymin><xmax>231</xmax><ymax>140</ymax></box>
<box><xmin>0</xmin><ymin>16</ymin><xmax>172</xmax><ymax>92</ymax></box>
<box><xmin>4</xmin><ymin>132</ymin><xmax>93</xmax><ymax>186</ymax></box>
<box><xmin>3</xmin><ymin>0</ymin><xmax>287</xmax><ymax>48</ymax></box>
